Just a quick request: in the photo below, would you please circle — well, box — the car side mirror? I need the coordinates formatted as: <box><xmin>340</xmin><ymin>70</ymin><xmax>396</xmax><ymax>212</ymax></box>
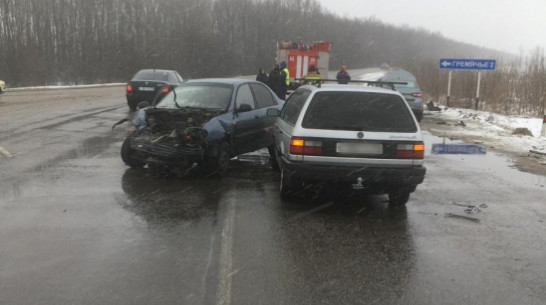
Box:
<box><xmin>237</xmin><ymin>104</ymin><xmax>252</xmax><ymax>113</ymax></box>
<box><xmin>266</xmin><ymin>108</ymin><xmax>280</xmax><ymax>117</ymax></box>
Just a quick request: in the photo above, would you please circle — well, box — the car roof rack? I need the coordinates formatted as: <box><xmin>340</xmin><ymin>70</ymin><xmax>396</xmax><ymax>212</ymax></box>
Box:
<box><xmin>293</xmin><ymin>78</ymin><xmax>407</xmax><ymax>90</ymax></box>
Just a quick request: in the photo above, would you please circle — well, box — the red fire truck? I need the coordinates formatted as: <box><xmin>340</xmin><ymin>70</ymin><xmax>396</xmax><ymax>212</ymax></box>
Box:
<box><xmin>276</xmin><ymin>39</ymin><xmax>331</xmax><ymax>84</ymax></box>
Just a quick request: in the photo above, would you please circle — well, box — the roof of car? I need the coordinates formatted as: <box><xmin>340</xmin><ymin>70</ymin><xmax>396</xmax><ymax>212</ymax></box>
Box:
<box><xmin>380</xmin><ymin>69</ymin><xmax>416</xmax><ymax>81</ymax></box>
<box><xmin>138</xmin><ymin>69</ymin><xmax>177</xmax><ymax>73</ymax></box>
<box><xmin>186</xmin><ymin>78</ymin><xmax>257</xmax><ymax>86</ymax></box>
<box><xmin>297</xmin><ymin>84</ymin><xmax>403</xmax><ymax>95</ymax></box>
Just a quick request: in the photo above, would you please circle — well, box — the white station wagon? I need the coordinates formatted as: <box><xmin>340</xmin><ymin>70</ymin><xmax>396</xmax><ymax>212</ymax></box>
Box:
<box><xmin>267</xmin><ymin>83</ymin><xmax>426</xmax><ymax>205</ymax></box>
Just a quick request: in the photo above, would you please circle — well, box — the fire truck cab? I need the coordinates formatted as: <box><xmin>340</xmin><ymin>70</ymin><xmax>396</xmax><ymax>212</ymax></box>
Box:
<box><xmin>276</xmin><ymin>39</ymin><xmax>331</xmax><ymax>87</ymax></box>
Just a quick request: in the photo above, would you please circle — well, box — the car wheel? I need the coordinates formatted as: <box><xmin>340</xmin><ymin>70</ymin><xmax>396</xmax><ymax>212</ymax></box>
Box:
<box><xmin>280</xmin><ymin>169</ymin><xmax>300</xmax><ymax>200</ymax></box>
<box><xmin>120</xmin><ymin>136</ymin><xmax>146</xmax><ymax>168</ymax></box>
<box><xmin>128</xmin><ymin>101</ymin><xmax>137</xmax><ymax>111</ymax></box>
<box><xmin>268</xmin><ymin>146</ymin><xmax>280</xmax><ymax>172</ymax></box>
<box><xmin>415</xmin><ymin>111</ymin><xmax>423</xmax><ymax>122</ymax></box>
<box><xmin>388</xmin><ymin>190</ymin><xmax>410</xmax><ymax>205</ymax></box>
<box><xmin>205</xmin><ymin>142</ymin><xmax>230</xmax><ymax>177</ymax></box>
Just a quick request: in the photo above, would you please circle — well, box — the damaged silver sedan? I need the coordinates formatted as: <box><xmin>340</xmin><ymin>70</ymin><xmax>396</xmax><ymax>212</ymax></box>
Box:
<box><xmin>120</xmin><ymin>79</ymin><xmax>284</xmax><ymax>176</ymax></box>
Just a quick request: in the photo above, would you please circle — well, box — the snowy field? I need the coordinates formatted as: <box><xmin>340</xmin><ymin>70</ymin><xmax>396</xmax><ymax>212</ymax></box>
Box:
<box><xmin>426</xmin><ymin>107</ymin><xmax>546</xmax><ymax>155</ymax></box>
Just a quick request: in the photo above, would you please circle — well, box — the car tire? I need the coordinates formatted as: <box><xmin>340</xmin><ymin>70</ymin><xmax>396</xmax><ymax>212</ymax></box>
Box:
<box><xmin>268</xmin><ymin>146</ymin><xmax>280</xmax><ymax>172</ymax></box>
<box><xmin>204</xmin><ymin>142</ymin><xmax>230</xmax><ymax>177</ymax></box>
<box><xmin>415</xmin><ymin>111</ymin><xmax>423</xmax><ymax>122</ymax></box>
<box><xmin>121</xmin><ymin>136</ymin><xmax>146</xmax><ymax>168</ymax></box>
<box><xmin>388</xmin><ymin>190</ymin><xmax>410</xmax><ymax>205</ymax></box>
<box><xmin>128</xmin><ymin>101</ymin><xmax>137</xmax><ymax>111</ymax></box>
<box><xmin>280</xmin><ymin>169</ymin><xmax>300</xmax><ymax>200</ymax></box>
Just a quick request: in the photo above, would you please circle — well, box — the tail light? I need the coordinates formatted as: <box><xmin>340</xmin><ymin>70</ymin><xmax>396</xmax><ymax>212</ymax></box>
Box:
<box><xmin>161</xmin><ymin>83</ymin><xmax>169</xmax><ymax>94</ymax></box>
<box><xmin>411</xmin><ymin>92</ymin><xmax>423</xmax><ymax>98</ymax></box>
<box><xmin>290</xmin><ymin>138</ymin><xmax>323</xmax><ymax>155</ymax></box>
<box><xmin>126</xmin><ymin>83</ymin><xmax>133</xmax><ymax>92</ymax></box>
<box><xmin>396</xmin><ymin>142</ymin><xmax>424</xmax><ymax>159</ymax></box>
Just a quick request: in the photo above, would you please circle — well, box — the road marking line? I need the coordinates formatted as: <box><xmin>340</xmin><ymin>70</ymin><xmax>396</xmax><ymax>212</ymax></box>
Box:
<box><xmin>200</xmin><ymin>234</ymin><xmax>215</xmax><ymax>305</ymax></box>
<box><xmin>217</xmin><ymin>189</ymin><xmax>237</xmax><ymax>305</ymax></box>
<box><xmin>0</xmin><ymin>146</ymin><xmax>13</xmax><ymax>158</ymax></box>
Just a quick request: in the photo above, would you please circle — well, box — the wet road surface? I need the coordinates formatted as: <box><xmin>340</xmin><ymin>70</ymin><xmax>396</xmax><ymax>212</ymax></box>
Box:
<box><xmin>1</xmin><ymin>87</ymin><xmax>546</xmax><ymax>305</ymax></box>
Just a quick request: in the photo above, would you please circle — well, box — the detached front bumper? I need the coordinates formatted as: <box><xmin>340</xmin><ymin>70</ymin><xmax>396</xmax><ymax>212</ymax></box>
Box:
<box><xmin>281</xmin><ymin>156</ymin><xmax>426</xmax><ymax>187</ymax></box>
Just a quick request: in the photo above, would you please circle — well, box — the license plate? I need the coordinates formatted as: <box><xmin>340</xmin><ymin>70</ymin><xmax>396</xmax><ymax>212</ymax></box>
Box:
<box><xmin>139</xmin><ymin>87</ymin><xmax>155</xmax><ymax>91</ymax></box>
<box><xmin>336</xmin><ymin>142</ymin><xmax>383</xmax><ymax>155</ymax></box>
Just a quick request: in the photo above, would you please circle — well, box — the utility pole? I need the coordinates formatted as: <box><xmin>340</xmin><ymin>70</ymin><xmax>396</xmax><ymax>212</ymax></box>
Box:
<box><xmin>446</xmin><ymin>71</ymin><xmax>452</xmax><ymax>107</ymax></box>
<box><xmin>475</xmin><ymin>71</ymin><xmax>481</xmax><ymax>110</ymax></box>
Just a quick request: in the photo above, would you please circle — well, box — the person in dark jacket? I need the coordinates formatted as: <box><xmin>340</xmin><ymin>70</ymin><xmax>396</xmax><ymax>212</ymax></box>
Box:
<box><xmin>336</xmin><ymin>65</ymin><xmax>351</xmax><ymax>84</ymax></box>
<box><xmin>278</xmin><ymin>61</ymin><xmax>289</xmax><ymax>100</ymax></box>
<box><xmin>256</xmin><ymin>68</ymin><xmax>268</xmax><ymax>83</ymax></box>
<box><xmin>267</xmin><ymin>64</ymin><xmax>283</xmax><ymax>99</ymax></box>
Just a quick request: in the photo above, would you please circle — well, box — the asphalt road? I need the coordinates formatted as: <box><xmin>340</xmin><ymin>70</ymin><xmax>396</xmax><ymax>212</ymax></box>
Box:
<box><xmin>1</xmin><ymin>85</ymin><xmax>545</xmax><ymax>305</ymax></box>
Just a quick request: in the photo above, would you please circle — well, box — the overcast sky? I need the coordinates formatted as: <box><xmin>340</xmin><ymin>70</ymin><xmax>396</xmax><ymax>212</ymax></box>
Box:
<box><xmin>317</xmin><ymin>0</ymin><xmax>546</xmax><ymax>55</ymax></box>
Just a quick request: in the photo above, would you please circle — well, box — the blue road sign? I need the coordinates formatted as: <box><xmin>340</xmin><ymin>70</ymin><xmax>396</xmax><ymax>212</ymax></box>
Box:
<box><xmin>431</xmin><ymin>144</ymin><xmax>487</xmax><ymax>155</ymax></box>
<box><xmin>439</xmin><ymin>58</ymin><xmax>496</xmax><ymax>70</ymax></box>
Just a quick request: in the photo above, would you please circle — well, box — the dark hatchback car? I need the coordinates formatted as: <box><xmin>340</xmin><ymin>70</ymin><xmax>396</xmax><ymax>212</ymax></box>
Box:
<box><xmin>126</xmin><ymin>69</ymin><xmax>184</xmax><ymax>110</ymax></box>
<box><xmin>121</xmin><ymin>79</ymin><xmax>284</xmax><ymax>175</ymax></box>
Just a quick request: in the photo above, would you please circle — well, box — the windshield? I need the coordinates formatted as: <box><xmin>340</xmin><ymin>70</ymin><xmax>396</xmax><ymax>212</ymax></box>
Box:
<box><xmin>156</xmin><ymin>83</ymin><xmax>233</xmax><ymax>110</ymax></box>
<box><xmin>302</xmin><ymin>91</ymin><xmax>417</xmax><ymax>132</ymax></box>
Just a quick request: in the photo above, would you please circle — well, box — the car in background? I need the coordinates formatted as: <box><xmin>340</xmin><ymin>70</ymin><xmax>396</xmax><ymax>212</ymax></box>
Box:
<box><xmin>0</xmin><ymin>79</ymin><xmax>5</xmax><ymax>94</ymax></box>
<box><xmin>268</xmin><ymin>84</ymin><xmax>426</xmax><ymax>205</ymax></box>
<box><xmin>126</xmin><ymin>69</ymin><xmax>184</xmax><ymax>111</ymax></box>
<box><xmin>121</xmin><ymin>79</ymin><xmax>284</xmax><ymax>176</ymax></box>
<box><xmin>377</xmin><ymin>69</ymin><xmax>424</xmax><ymax>121</ymax></box>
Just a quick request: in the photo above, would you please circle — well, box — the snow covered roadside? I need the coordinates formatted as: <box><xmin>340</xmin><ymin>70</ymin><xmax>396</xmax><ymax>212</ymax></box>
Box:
<box><xmin>6</xmin><ymin>83</ymin><xmax>125</xmax><ymax>92</ymax></box>
<box><xmin>424</xmin><ymin>107</ymin><xmax>546</xmax><ymax>163</ymax></box>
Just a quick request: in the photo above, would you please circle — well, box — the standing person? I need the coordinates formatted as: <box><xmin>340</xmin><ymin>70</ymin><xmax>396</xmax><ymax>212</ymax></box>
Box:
<box><xmin>279</xmin><ymin>61</ymin><xmax>290</xmax><ymax>100</ymax></box>
<box><xmin>336</xmin><ymin>65</ymin><xmax>351</xmax><ymax>84</ymax></box>
<box><xmin>256</xmin><ymin>68</ymin><xmax>268</xmax><ymax>83</ymax></box>
<box><xmin>267</xmin><ymin>64</ymin><xmax>282</xmax><ymax>99</ymax></box>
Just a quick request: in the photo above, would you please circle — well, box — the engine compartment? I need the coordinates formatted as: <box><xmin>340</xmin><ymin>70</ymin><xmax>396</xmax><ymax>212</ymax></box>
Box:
<box><xmin>136</xmin><ymin>108</ymin><xmax>221</xmax><ymax>147</ymax></box>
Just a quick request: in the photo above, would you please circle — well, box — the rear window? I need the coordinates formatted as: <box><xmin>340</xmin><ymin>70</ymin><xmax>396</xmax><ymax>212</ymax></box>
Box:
<box><xmin>133</xmin><ymin>70</ymin><xmax>170</xmax><ymax>82</ymax></box>
<box><xmin>393</xmin><ymin>81</ymin><xmax>418</xmax><ymax>89</ymax></box>
<box><xmin>302</xmin><ymin>92</ymin><xmax>417</xmax><ymax>132</ymax></box>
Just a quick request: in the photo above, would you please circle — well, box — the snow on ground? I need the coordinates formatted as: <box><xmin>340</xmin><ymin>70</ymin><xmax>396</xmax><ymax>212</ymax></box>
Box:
<box><xmin>6</xmin><ymin>83</ymin><xmax>125</xmax><ymax>91</ymax></box>
<box><xmin>426</xmin><ymin>107</ymin><xmax>546</xmax><ymax>155</ymax></box>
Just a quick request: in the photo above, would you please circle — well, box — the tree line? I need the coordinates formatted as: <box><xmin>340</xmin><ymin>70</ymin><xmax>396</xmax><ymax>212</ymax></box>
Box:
<box><xmin>0</xmin><ymin>0</ymin><xmax>499</xmax><ymax>85</ymax></box>
<box><xmin>1</xmin><ymin>0</ymin><xmax>543</xmax><ymax>116</ymax></box>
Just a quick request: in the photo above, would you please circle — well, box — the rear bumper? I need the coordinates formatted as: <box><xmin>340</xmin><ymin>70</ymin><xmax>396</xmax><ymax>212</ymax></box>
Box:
<box><xmin>280</xmin><ymin>156</ymin><xmax>426</xmax><ymax>186</ymax></box>
<box><xmin>407</xmin><ymin>98</ymin><xmax>423</xmax><ymax>113</ymax></box>
<box><xmin>126</xmin><ymin>92</ymin><xmax>167</xmax><ymax>105</ymax></box>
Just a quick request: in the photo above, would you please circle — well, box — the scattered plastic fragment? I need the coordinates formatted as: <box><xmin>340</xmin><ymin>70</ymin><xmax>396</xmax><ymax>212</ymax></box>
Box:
<box><xmin>445</xmin><ymin>213</ymin><xmax>480</xmax><ymax>223</ymax></box>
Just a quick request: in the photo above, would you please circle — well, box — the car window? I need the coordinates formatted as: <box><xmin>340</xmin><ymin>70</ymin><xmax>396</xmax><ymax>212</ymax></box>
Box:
<box><xmin>393</xmin><ymin>81</ymin><xmax>418</xmax><ymax>89</ymax></box>
<box><xmin>251</xmin><ymin>83</ymin><xmax>276</xmax><ymax>108</ymax></box>
<box><xmin>156</xmin><ymin>83</ymin><xmax>233</xmax><ymax>110</ymax></box>
<box><xmin>235</xmin><ymin>84</ymin><xmax>256</xmax><ymax>110</ymax></box>
<box><xmin>279</xmin><ymin>90</ymin><xmax>310</xmax><ymax>125</ymax></box>
<box><xmin>133</xmin><ymin>70</ymin><xmax>169</xmax><ymax>82</ymax></box>
<box><xmin>167</xmin><ymin>73</ymin><xmax>178</xmax><ymax>83</ymax></box>
<box><xmin>176</xmin><ymin>73</ymin><xmax>184</xmax><ymax>82</ymax></box>
<box><xmin>302</xmin><ymin>91</ymin><xmax>417</xmax><ymax>132</ymax></box>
